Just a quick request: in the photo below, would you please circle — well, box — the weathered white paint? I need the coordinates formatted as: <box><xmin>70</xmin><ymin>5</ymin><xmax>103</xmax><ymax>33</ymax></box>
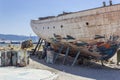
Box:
<box><xmin>31</xmin><ymin>4</ymin><xmax>120</xmax><ymax>42</ymax></box>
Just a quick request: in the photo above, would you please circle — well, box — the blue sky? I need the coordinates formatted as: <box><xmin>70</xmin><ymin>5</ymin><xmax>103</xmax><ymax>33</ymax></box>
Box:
<box><xmin>0</xmin><ymin>0</ymin><xmax>120</xmax><ymax>36</ymax></box>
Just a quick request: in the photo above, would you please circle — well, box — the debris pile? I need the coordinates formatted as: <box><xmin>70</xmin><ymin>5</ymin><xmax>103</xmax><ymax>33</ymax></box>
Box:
<box><xmin>21</xmin><ymin>40</ymin><xmax>33</xmax><ymax>49</ymax></box>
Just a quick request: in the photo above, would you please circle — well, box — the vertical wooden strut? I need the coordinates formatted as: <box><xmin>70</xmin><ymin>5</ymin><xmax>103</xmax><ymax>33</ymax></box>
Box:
<box><xmin>63</xmin><ymin>47</ymin><xmax>70</xmax><ymax>64</ymax></box>
<box><xmin>32</xmin><ymin>38</ymin><xmax>41</xmax><ymax>55</ymax></box>
<box><xmin>54</xmin><ymin>45</ymin><xmax>64</xmax><ymax>63</ymax></box>
<box><xmin>71</xmin><ymin>51</ymin><xmax>80</xmax><ymax>66</ymax></box>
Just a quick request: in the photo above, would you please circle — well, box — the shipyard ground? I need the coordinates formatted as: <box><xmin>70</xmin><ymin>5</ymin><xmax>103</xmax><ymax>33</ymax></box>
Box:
<box><xmin>1</xmin><ymin>46</ymin><xmax>120</xmax><ymax>80</ymax></box>
<box><xmin>1</xmin><ymin>55</ymin><xmax>120</xmax><ymax>80</ymax></box>
<box><xmin>27</xmin><ymin>55</ymin><xmax>120</xmax><ymax>80</ymax></box>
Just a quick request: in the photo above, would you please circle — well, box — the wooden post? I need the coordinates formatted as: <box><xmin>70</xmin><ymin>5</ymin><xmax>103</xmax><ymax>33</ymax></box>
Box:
<box><xmin>63</xmin><ymin>47</ymin><xmax>70</xmax><ymax>64</ymax></box>
<box><xmin>37</xmin><ymin>39</ymin><xmax>43</xmax><ymax>51</ymax></box>
<box><xmin>54</xmin><ymin>45</ymin><xmax>64</xmax><ymax>63</ymax></box>
<box><xmin>32</xmin><ymin>38</ymin><xmax>41</xmax><ymax>55</ymax></box>
<box><xmin>71</xmin><ymin>51</ymin><xmax>80</xmax><ymax>66</ymax></box>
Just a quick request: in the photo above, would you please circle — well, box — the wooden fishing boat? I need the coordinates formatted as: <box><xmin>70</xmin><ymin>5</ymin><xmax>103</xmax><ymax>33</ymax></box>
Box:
<box><xmin>31</xmin><ymin>2</ymin><xmax>120</xmax><ymax>61</ymax></box>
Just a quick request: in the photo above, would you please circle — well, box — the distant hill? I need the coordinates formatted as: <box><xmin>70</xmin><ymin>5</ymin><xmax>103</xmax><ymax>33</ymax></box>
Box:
<box><xmin>0</xmin><ymin>34</ymin><xmax>39</xmax><ymax>42</ymax></box>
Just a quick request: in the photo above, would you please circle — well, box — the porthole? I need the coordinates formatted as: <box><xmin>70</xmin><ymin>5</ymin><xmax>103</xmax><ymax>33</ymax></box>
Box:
<box><xmin>86</xmin><ymin>22</ymin><xmax>89</xmax><ymax>26</ymax></box>
<box><xmin>61</xmin><ymin>25</ymin><xmax>63</xmax><ymax>28</ymax></box>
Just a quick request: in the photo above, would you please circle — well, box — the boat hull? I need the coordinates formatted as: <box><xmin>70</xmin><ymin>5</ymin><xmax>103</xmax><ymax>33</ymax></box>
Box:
<box><xmin>31</xmin><ymin>4</ymin><xmax>120</xmax><ymax>60</ymax></box>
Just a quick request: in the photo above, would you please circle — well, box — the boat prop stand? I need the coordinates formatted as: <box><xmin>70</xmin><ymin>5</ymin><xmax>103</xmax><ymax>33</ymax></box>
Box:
<box><xmin>54</xmin><ymin>45</ymin><xmax>81</xmax><ymax>66</ymax></box>
<box><xmin>54</xmin><ymin>45</ymin><xmax>64</xmax><ymax>63</ymax></box>
<box><xmin>32</xmin><ymin>38</ymin><xmax>43</xmax><ymax>55</ymax></box>
<box><xmin>71</xmin><ymin>51</ymin><xmax>80</xmax><ymax>66</ymax></box>
<box><xmin>63</xmin><ymin>47</ymin><xmax>70</xmax><ymax>64</ymax></box>
<box><xmin>37</xmin><ymin>39</ymin><xmax>43</xmax><ymax>51</ymax></box>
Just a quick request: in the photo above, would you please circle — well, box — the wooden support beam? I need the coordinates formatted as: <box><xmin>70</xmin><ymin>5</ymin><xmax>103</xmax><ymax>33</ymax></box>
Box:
<box><xmin>37</xmin><ymin>39</ymin><xmax>43</xmax><ymax>51</ymax></box>
<box><xmin>32</xmin><ymin>38</ymin><xmax>41</xmax><ymax>55</ymax></box>
<box><xmin>63</xmin><ymin>47</ymin><xmax>70</xmax><ymax>64</ymax></box>
<box><xmin>71</xmin><ymin>51</ymin><xmax>80</xmax><ymax>66</ymax></box>
<box><xmin>54</xmin><ymin>45</ymin><xmax>64</xmax><ymax>63</ymax></box>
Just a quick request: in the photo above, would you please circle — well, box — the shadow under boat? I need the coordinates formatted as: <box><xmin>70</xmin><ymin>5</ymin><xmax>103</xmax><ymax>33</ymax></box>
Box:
<box><xmin>30</xmin><ymin>55</ymin><xmax>120</xmax><ymax>80</ymax></box>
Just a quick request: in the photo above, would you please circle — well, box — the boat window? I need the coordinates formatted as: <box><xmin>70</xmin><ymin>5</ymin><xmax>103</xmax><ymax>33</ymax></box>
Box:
<box><xmin>86</xmin><ymin>22</ymin><xmax>89</xmax><ymax>26</ymax></box>
<box><xmin>48</xmin><ymin>27</ymin><xmax>49</xmax><ymax>29</ymax></box>
<box><xmin>61</xmin><ymin>25</ymin><xmax>63</xmax><ymax>28</ymax></box>
<box><xmin>53</xmin><ymin>26</ymin><xmax>55</xmax><ymax>29</ymax></box>
<box><xmin>43</xmin><ymin>27</ymin><xmax>44</xmax><ymax>29</ymax></box>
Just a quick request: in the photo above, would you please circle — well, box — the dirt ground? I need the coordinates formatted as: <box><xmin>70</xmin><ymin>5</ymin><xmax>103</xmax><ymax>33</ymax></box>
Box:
<box><xmin>27</xmin><ymin>54</ymin><xmax>120</xmax><ymax>80</ymax></box>
<box><xmin>1</xmin><ymin>44</ymin><xmax>120</xmax><ymax>80</ymax></box>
